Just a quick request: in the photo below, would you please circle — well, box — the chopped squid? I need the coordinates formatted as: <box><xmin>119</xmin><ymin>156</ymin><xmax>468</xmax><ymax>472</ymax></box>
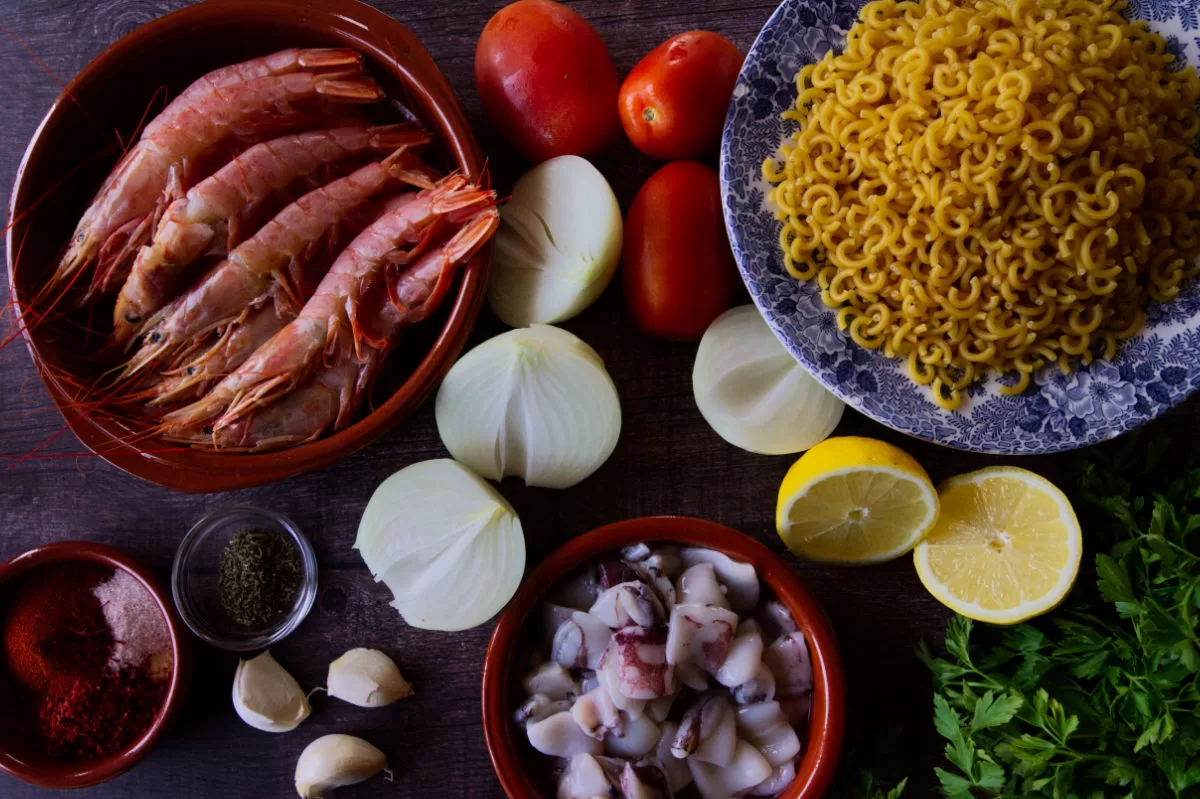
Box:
<box><xmin>676</xmin><ymin>563</ymin><xmax>729</xmax><ymax>608</ymax></box>
<box><xmin>518</xmin><ymin>543</ymin><xmax>814</xmax><ymax>798</ymax></box>
<box><xmin>665</xmin><ymin>603</ymin><xmax>738</xmax><ymax>674</ymax></box>
<box><xmin>752</xmin><ymin>761</ymin><xmax>798</xmax><ymax>796</ymax></box>
<box><xmin>650</xmin><ymin>721</ymin><xmax>692</xmax><ymax>794</ymax></box>
<box><xmin>515</xmin><ymin>693</ymin><xmax>573</xmax><ymax>725</ymax></box>
<box><xmin>598</xmin><ymin>627</ymin><xmax>675</xmax><ymax>700</ymax></box>
<box><xmin>605</xmin><ymin>713</ymin><xmax>660</xmax><ymax>759</ymax></box>
<box><xmin>681</xmin><ymin>548</ymin><xmax>760</xmax><ymax>611</ymax></box>
<box><xmin>523</xmin><ymin>662</ymin><xmax>580</xmax><ymax>702</ymax></box>
<box><xmin>619</xmin><ymin>762</ymin><xmax>667</xmax><ymax>799</ymax></box>
<box><xmin>528</xmin><ymin>711</ymin><xmax>604</xmax><ymax>758</ymax></box>
<box><xmin>672</xmin><ymin>694</ymin><xmax>737</xmax><ymax>766</ymax></box>
<box><xmin>552</xmin><ymin>610</ymin><xmax>613</xmax><ymax>670</ymax></box>
<box><xmin>557</xmin><ymin>754</ymin><xmax>616</xmax><ymax>799</ymax></box>
<box><xmin>715</xmin><ymin>627</ymin><xmax>765</xmax><ymax>688</ymax></box>
<box><xmin>591</xmin><ymin>582</ymin><xmax>666</xmax><ymax>629</ymax></box>
<box><xmin>572</xmin><ymin>687</ymin><xmax>623</xmax><ymax>740</ymax></box>
<box><xmin>763</xmin><ymin>632</ymin><xmax>814</xmax><ymax>698</ymax></box>
<box><xmin>736</xmin><ymin>702</ymin><xmax>802</xmax><ymax>767</ymax></box>
<box><xmin>688</xmin><ymin>739</ymin><xmax>773</xmax><ymax>799</ymax></box>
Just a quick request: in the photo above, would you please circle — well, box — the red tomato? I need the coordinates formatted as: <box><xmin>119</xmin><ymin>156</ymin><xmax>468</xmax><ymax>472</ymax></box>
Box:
<box><xmin>618</xmin><ymin>31</ymin><xmax>744</xmax><ymax>160</ymax></box>
<box><xmin>623</xmin><ymin>161</ymin><xmax>738</xmax><ymax>340</ymax></box>
<box><xmin>475</xmin><ymin>0</ymin><xmax>620</xmax><ymax>163</ymax></box>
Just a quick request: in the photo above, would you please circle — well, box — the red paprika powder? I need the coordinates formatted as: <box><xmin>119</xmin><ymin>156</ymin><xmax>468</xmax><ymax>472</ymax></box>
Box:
<box><xmin>1</xmin><ymin>563</ymin><xmax>168</xmax><ymax>760</ymax></box>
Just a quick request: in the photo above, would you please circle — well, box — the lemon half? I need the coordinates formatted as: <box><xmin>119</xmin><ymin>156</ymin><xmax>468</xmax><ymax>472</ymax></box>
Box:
<box><xmin>914</xmin><ymin>466</ymin><xmax>1082</xmax><ymax>625</ymax></box>
<box><xmin>776</xmin><ymin>437</ymin><xmax>939</xmax><ymax>564</ymax></box>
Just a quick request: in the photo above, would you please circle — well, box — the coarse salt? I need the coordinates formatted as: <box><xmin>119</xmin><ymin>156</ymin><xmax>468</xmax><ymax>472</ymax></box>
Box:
<box><xmin>92</xmin><ymin>569</ymin><xmax>173</xmax><ymax>679</ymax></box>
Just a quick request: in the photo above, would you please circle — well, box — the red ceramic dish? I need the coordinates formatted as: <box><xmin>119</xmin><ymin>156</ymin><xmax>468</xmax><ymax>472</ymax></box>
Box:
<box><xmin>482</xmin><ymin>516</ymin><xmax>845</xmax><ymax>798</ymax></box>
<box><xmin>0</xmin><ymin>541</ymin><xmax>192</xmax><ymax>789</ymax></box>
<box><xmin>5</xmin><ymin>0</ymin><xmax>488</xmax><ymax>492</ymax></box>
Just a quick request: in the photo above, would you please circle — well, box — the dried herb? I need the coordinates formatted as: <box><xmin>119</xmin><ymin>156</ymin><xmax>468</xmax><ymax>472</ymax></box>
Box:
<box><xmin>218</xmin><ymin>528</ymin><xmax>301</xmax><ymax>628</ymax></box>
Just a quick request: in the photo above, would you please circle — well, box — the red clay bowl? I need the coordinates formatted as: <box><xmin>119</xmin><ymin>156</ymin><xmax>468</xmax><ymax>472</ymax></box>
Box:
<box><xmin>482</xmin><ymin>516</ymin><xmax>845</xmax><ymax>799</ymax></box>
<box><xmin>0</xmin><ymin>541</ymin><xmax>192</xmax><ymax>789</ymax></box>
<box><xmin>5</xmin><ymin>0</ymin><xmax>488</xmax><ymax>492</ymax></box>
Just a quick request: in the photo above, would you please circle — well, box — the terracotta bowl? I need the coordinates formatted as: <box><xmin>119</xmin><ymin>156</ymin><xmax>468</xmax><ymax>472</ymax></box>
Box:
<box><xmin>482</xmin><ymin>516</ymin><xmax>845</xmax><ymax>799</ymax></box>
<box><xmin>0</xmin><ymin>541</ymin><xmax>192</xmax><ymax>789</ymax></box>
<box><xmin>5</xmin><ymin>0</ymin><xmax>488</xmax><ymax>492</ymax></box>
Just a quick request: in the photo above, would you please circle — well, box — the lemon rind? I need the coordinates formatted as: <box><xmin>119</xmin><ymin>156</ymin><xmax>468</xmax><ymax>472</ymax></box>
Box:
<box><xmin>777</xmin><ymin>464</ymin><xmax>940</xmax><ymax>564</ymax></box>
<box><xmin>913</xmin><ymin>466</ymin><xmax>1082</xmax><ymax>625</ymax></box>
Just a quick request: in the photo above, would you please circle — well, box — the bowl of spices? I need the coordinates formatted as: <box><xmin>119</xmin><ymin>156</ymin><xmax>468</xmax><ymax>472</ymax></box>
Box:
<box><xmin>172</xmin><ymin>506</ymin><xmax>317</xmax><ymax>651</ymax></box>
<box><xmin>0</xmin><ymin>541</ymin><xmax>191</xmax><ymax>789</ymax></box>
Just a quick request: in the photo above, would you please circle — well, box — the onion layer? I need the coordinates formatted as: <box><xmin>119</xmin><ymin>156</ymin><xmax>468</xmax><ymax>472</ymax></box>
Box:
<box><xmin>692</xmin><ymin>305</ymin><xmax>843</xmax><ymax>455</ymax></box>
<box><xmin>487</xmin><ymin>156</ymin><xmax>622</xmax><ymax>327</ymax></box>
<box><xmin>436</xmin><ymin>325</ymin><xmax>621</xmax><ymax>489</ymax></box>
<box><xmin>355</xmin><ymin>459</ymin><xmax>525</xmax><ymax>631</ymax></box>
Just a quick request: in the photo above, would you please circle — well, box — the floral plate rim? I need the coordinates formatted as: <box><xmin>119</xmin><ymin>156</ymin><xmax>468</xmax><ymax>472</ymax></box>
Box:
<box><xmin>718</xmin><ymin>0</ymin><xmax>1200</xmax><ymax>455</ymax></box>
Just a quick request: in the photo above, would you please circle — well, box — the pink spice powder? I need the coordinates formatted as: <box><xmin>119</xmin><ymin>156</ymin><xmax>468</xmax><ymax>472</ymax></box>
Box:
<box><xmin>91</xmin><ymin>569</ymin><xmax>173</xmax><ymax>679</ymax></box>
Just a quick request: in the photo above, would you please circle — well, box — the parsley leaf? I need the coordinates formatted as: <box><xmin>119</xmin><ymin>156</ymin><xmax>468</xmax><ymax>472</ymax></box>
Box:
<box><xmin>922</xmin><ymin>437</ymin><xmax>1200</xmax><ymax>798</ymax></box>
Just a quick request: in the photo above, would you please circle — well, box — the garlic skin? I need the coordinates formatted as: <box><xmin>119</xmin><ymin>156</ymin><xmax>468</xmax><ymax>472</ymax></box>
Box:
<box><xmin>294</xmin><ymin>734</ymin><xmax>388</xmax><ymax>798</ymax></box>
<box><xmin>233</xmin><ymin>651</ymin><xmax>311</xmax><ymax>733</ymax></box>
<box><xmin>326</xmin><ymin>648</ymin><xmax>412</xmax><ymax>708</ymax></box>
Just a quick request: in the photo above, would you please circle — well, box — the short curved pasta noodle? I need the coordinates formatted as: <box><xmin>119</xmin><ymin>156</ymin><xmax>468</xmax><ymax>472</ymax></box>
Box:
<box><xmin>764</xmin><ymin>0</ymin><xmax>1200</xmax><ymax>409</ymax></box>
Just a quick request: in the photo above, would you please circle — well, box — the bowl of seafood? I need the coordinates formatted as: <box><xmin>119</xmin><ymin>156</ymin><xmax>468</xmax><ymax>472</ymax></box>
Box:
<box><xmin>482</xmin><ymin>516</ymin><xmax>845</xmax><ymax>799</ymax></box>
<box><xmin>5</xmin><ymin>0</ymin><xmax>497</xmax><ymax>491</ymax></box>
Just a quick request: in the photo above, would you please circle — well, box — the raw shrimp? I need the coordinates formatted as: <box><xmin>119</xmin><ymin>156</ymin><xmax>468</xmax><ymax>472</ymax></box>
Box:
<box><xmin>168</xmin><ymin>210</ymin><xmax>498</xmax><ymax>451</ymax></box>
<box><xmin>142</xmin><ymin>48</ymin><xmax>364</xmax><ymax>141</ymax></box>
<box><xmin>111</xmin><ymin>124</ymin><xmax>431</xmax><ymax>346</ymax></box>
<box><xmin>188</xmin><ymin>356</ymin><xmax>373</xmax><ymax>452</ymax></box>
<box><xmin>48</xmin><ymin>67</ymin><xmax>382</xmax><ymax>306</ymax></box>
<box><xmin>149</xmin><ymin>305</ymin><xmax>288</xmax><ymax>407</ymax></box>
<box><xmin>161</xmin><ymin>176</ymin><xmax>496</xmax><ymax>432</ymax></box>
<box><xmin>145</xmin><ymin>195</ymin><xmax>421</xmax><ymax>407</ymax></box>
<box><xmin>122</xmin><ymin>149</ymin><xmax>431</xmax><ymax>378</ymax></box>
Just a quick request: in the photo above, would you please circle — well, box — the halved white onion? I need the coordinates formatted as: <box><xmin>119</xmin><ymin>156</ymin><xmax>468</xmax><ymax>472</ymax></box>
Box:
<box><xmin>354</xmin><ymin>459</ymin><xmax>525</xmax><ymax>632</ymax></box>
<box><xmin>487</xmin><ymin>155</ymin><xmax>622</xmax><ymax>327</ymax></box>
<box><xmin>692</xmin><ymin>305</ymin><xmax>843</xmax><ymax>455</ymax></box>
<box><xmin>435</xmin><ymin>325</ymin><xmax>621</xmax><ymax>489</ymax></box>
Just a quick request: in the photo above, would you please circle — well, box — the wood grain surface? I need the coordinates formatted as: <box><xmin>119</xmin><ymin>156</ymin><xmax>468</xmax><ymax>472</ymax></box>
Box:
<box><xmin>0</xmin><ymin>1</ymin><xmax>1195</xmax><ymax>797</ymax></box>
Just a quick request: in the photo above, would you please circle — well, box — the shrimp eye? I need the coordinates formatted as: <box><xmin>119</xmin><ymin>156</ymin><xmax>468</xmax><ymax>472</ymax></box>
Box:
<box><xmin>148</xmin><ymin>332</ymin><xmax>162</xmax><ymax>343</ymax></box>
<box><xmin>185</xmin><ymin>367</ymin><xmax>196</xmax><ymax>376</ymax></box>
<box><xmin>202</xmin><ymin>426</ymin><xmax>213</xmax><ymax>435</ymax></box>
<box><xmin>125</xmin><ymin>312</ymin><xmax>141</xmax><ymax>324</ymax></box>
<box><xmin>76</xmin><ymin>233</ymin><xmax>85</xmax><ymax>243</ymax></box>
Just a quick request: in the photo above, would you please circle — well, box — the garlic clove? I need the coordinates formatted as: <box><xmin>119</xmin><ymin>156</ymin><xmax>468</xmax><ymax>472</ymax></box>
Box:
<box><xmin>294</xmin><ymin>734</ymin><xmax>389</xmax><ymax>798</ymax></box>
<box><xmin>233</xmin><ymin>651</ymin><xmax>311</xmax><ymax>733</ymax></box>
<box><xmin>325</xmin><ymin>648</ymin><xmax>412</xmax><ymax>708</ymax></box>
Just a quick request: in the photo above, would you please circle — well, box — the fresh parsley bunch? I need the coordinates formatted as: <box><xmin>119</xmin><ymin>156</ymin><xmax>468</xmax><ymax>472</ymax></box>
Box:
<box><xmin>918</xmin><ymin>440</ymin><xmax>1200</xmax><ymax>798</ymax></box>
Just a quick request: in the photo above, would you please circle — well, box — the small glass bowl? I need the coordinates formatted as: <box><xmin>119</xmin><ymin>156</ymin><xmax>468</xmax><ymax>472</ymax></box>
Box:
<box><xmin>172</xmin><ymin>506</ymin><xmax>317</xmax><ymax>651</ymax></box>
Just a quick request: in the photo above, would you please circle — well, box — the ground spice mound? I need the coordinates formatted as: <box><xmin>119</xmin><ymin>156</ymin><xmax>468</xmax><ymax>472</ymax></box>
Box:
<box><xmin>2</xmin><ymin>563</ymin><xmax>111</xmax><ymax>692</ymax></box>
<box><xmin>1</xmin><ymin>563</ymin><xmax>169</xmax><ymax>760</ymax></box>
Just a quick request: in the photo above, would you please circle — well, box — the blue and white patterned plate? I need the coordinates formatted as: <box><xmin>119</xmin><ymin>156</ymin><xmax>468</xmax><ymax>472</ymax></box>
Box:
<box><xmin>719</xmin><ymin>0</ymin><xmax>1200</xmax><ymax>454</ymax></box>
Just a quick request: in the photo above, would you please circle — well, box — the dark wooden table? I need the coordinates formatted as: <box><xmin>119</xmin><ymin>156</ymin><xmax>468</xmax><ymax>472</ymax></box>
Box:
<box><xmin>0</xmin><ymin>1</ymin><xmax>1195</xmax><ymax>797</ymax></box>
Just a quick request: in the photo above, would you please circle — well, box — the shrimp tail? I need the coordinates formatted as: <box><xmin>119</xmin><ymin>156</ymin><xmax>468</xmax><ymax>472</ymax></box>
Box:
<box><xmin>296</xmin><ymin>48</ymin><xmax>364</xmax><ymax>71</ymax></box>
<box><xmin>367</xmin><ymin>124</ymin><xmax>433</xmax><ymax>152</ymax></box>
<box><xmin>316</xmin><ymin>76</ymin><xmax>383</xmax><ymax>102</ymax></box>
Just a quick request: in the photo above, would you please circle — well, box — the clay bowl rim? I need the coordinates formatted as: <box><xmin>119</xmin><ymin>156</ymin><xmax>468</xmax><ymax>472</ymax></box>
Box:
<box><xmin>0</xmin><ymin>541</ymin><xmax>192</xmax><ymax>790</ymax></box>
<box><xmin>482</xmin><ymin>515</ymin><xmax>846</xmax><ymax>799</ymax></box>
<box><xmin>5</xmin><ymin>0</ymin><xmax>489</xmax><ymax>493</ymax></box>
